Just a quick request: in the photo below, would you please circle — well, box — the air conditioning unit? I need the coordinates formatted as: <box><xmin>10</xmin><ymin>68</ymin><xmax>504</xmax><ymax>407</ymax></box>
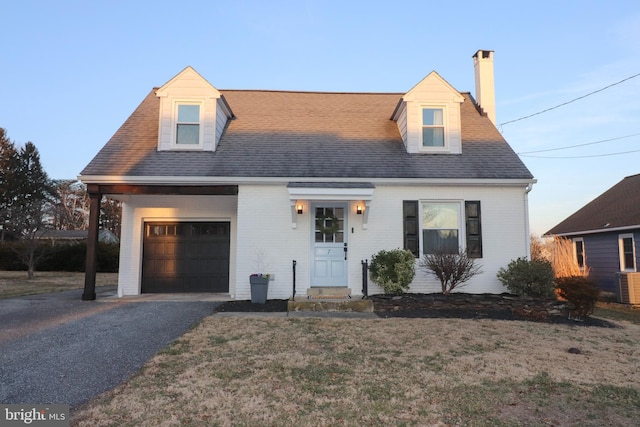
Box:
<box><xmin>618</xmin><ymin>272</ymin><xmax>640</xmax><ymax>305</ymax></box>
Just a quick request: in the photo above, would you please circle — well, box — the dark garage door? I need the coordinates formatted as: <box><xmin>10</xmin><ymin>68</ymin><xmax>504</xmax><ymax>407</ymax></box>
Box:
<box><xmin>142</xmin><ymin>222</ymin><xmax>230</xmax><ymax>293</ymax></box>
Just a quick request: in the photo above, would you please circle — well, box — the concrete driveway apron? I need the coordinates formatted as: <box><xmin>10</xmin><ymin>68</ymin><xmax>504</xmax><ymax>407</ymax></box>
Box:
<box><xmin>0</xmin><ymin>287</ymin><xmax>221</xmax><ymax>409</ymax></box>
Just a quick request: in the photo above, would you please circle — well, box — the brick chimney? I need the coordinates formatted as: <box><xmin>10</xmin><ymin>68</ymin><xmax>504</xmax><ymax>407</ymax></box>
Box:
<box><xmin>473</xmin><ymin>50</ymin><xmax>496</xmax><ymax>125</ymax></box>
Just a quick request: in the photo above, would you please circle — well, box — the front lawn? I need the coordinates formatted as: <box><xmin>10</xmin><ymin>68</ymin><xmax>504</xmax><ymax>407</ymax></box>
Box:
<box><xmin>72</xmin><ymin>314</ymin><xmax>640</xmax><ymax>426</ymax></box>
<box><xmin>0</xmin><ymin>271</ymin><xmax>118</xmax><ymax>299</ymax></box>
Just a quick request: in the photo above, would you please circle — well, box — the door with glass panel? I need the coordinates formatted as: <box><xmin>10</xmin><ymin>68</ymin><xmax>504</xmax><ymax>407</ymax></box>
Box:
<box><xmin>312</xmin><ymin>205</ymin><xmax>348</xmax><ymax>287</ymax></box>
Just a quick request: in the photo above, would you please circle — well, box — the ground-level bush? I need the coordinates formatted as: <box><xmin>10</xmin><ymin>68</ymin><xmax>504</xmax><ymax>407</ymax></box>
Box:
<box><xmin>420</xmin><ymin>250</ymin><xmax>482</xmax><ymax>294</ymax></box>
<box><xmin>369</xmin><ymin>249</ymin><xmax>415</xmax><ymax>295</ymax></box>
<box><xmin>497</xmin><ymin>257</ymin><xmax>555</xmax><ymax>297</ymax></box>
<box><xmin>555</xmin><ymin>275</ymin><xmax>600</xmax><ymax>320</ymax></box>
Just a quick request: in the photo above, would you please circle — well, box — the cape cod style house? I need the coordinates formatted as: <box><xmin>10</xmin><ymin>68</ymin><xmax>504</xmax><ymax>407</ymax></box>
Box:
<box><xmin>79</xmin><ymin>50</ymin><xmax>535</xmax><ymax>300</ymax></box>
<box><xmin>546</xmin><ymin>174</ymin><xmax>640</xmax><ymax>298</ymax></box>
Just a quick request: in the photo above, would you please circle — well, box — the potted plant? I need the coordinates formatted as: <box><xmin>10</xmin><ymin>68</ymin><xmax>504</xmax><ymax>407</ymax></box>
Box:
<box><xmin>249</xmin><ymin>273</ymin><xmax>270</xmax><ymax>304</ymax></box>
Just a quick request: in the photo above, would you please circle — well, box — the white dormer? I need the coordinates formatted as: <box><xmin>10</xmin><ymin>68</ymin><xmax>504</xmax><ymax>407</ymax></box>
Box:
<box><xmin>392</xmin><ymin>71</ymin><xmax>464</xmax><ymax>154</ymax></box>
<box><xmin>155</xmin><ymin>66</ymin><xmax>233</xmax><ymax>152</ymax></box>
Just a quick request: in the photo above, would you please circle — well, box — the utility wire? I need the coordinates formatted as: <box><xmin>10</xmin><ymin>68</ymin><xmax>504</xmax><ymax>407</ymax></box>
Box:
<box><xmin>517</xmin><ymin>132</ymin><xmax>640</xmax><ymax>154</ymax></box>
<box><xmin>520</xmin><ymin>148</ymin><xmax>640</xmax><ymax>159</ymax></box>
<box><xmin>500</xmin><ymin>72</ymin><xmax>640</xmax><ymax>127</ymax></box>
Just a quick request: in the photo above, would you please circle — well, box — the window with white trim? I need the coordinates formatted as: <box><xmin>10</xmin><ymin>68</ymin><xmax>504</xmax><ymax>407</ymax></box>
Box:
<box><xmin>619</xmin><ymin>233</ymin><xmax>636</xmax><ymax>271</ymax></box>
<box><xmin>175</xmin><ymin>103</ymin><xmax>201</xmax><ymax>145</ymax></box>
<box><xmin>403</xmin><ymin>200</ymin><xmax>482</xmax><ymax>258</ymax></box>
<box><xmin>421</xmin><ymin>201</ymin><xmax>461</xmax><ymax>254</ymax></box>
<box><xmin>573</xmin><ymin>237</ymin><xmax>585</xmax><ymax>270</ymax></box>
<box><xmin>421</xmin><ymin>107</ymin><xmax>445</xmax><ymax>148</ymax></box>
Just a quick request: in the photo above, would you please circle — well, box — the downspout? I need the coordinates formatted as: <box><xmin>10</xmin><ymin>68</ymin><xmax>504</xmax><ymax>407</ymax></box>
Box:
<box><xmin>524</xmin><ymin>183</ymin><xmax>534</xmax><ymax>259</ymax></box>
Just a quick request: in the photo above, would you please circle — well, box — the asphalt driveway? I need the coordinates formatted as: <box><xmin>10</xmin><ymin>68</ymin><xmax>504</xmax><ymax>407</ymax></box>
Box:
<box><xmin>0</xmin><ymin>287</ymin><xmax>221</xmax><ymax>409</ymax></box>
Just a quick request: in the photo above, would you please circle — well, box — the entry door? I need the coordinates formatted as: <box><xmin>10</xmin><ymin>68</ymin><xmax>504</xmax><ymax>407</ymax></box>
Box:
<box><xmin>312</xmin><ymin>205</ymin><xmax>348</xmax><ymax>287</ymax></box>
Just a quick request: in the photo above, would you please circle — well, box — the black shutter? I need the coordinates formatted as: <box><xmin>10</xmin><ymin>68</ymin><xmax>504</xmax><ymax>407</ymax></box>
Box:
<box><xmin>403</xmin><ymin>201</ymin><xmax>419</xmax><ymax>258</ymax></box>
<box><xmin>465</xmin><ymin>201</ymin><xmax>483</xmax><ymax>258</ymax></box>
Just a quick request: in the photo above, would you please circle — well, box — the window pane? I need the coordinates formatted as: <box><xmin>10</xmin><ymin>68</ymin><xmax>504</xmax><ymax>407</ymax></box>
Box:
<box><xmin>422</xmin><ymin>108</ymin><xmax>443</xmax><ymax>125</ymax></box>
<box><xmin>178</xmin><ymin>105</ymin><xmax>199</xmax><ymax>122</ymax></box>
<box><xmin>623</xmin><ymin>237</ymin><xmax>634</xmax><ymax>270</ymax></box>
<box><xmin>575</xmin><ymin>241</ymin><xmax>584</xmax><ymax>268</ymax></box>
<box><xmin>423</xmin><ymin>230</ymin><xmax>458</xmax><ymax>254</ymax></box>
<box><xmin>422</xmin><ymin>127</ymin><xmax>444</xmax><ymax>147</ymax></box>
<box><xmin>177</xmin><ymin>124</ymin><xmax>199</xmax><ymax>144</ymax></box>
<box><xmin>422</xmin><ymin>203</ymin><xmax>459</xmax><ymax>229</ymax></box>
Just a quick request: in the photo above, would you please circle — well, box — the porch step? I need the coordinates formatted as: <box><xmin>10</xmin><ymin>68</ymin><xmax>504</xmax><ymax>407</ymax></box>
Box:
<box><xmin>306</xmin><ymin>287</ymin><xmax>352</xmax><ymax>297</ymax></box>
<box><xmin>288</xmin><ymin>298</ymin><xmax>374</xmax><ymax>313</ymax></box>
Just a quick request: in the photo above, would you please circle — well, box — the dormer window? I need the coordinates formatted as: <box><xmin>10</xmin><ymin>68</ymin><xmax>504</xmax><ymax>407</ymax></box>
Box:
<box><xmin>422</xmin><ymin>108</ymin><xmax>445</xmax><ymax>147</ymax></box>
<box><xmin>176</xmin><ymin>104</ymin><xmax>201</xmax><ymax>145</ymax></box>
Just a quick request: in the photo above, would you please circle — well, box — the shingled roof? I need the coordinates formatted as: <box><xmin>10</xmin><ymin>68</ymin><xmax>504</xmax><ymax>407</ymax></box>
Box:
<box><xmin>546</xmin><ymin>174</ymin><xmax>640</xmax><ymax>235</ymax></box>
<box><xmin>80</xmin><ymin>88</ymin><xmax>533</xmax><ymax>181</ymax></box>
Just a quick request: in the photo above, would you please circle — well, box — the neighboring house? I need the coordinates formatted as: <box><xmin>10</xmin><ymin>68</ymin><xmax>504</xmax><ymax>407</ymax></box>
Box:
<box><xmin>546</xmin><ymin>174</ymin><xmax>640</xmax><ymax>294</ymax></box>
<box><xmin>35</xmin><ymin>229</ymin><xmax>119</xmax><ymax>245</ymax></box>
<box><xmin>79</xmin><ymin>50</ymin><xmax>535</xmax><ymax>300</ymax></box>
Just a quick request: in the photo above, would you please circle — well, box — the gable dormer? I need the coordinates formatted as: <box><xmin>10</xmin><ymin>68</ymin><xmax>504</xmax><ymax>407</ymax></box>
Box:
<box><xmin>392</xmin><ymin>71</ymin><xmax>464</xmax><ymax>154</ymax></box>
<box><xmin>155</xmin><ymin>66</ymin><xmax>233</xmax><ymax>152</ymax></box>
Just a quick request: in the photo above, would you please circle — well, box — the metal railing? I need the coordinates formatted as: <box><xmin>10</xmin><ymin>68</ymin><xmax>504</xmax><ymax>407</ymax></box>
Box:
<box><xmin>292</xmin><ymin>260</ymin><xmax>297</xmax><ymax>300</ymax></box>
<box><xmin>361</xmin><ymin>259</ymin><xmax>369</xmax><ymax>297</ymax></box>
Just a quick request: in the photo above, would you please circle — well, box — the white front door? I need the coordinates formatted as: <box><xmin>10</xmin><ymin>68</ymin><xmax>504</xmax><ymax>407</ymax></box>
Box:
<box><xmin>312</xmin><ymin>205</ymin><xmax>348</xmax><ymax>287</ymax></box>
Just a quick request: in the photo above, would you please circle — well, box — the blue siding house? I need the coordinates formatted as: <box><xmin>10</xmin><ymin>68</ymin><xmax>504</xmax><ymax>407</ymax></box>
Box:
<box><xmin>546</xmin><ymin>174</ymin><xmax>640</xmax><ymax>296</ymax></box>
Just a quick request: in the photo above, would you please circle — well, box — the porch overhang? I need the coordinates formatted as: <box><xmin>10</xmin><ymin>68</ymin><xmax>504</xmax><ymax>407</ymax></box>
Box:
<box><xmin>287</xmin><ymin>182</ymin><xmax>375</xmax><ymax>229</ymax></box>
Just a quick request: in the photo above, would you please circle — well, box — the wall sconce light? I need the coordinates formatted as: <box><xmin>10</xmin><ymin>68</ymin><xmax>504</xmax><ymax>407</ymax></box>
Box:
<box><xmin>297</xmin><ymin>204</ymin><xmax>303</xmax><ymax>214</ymax></box>
<box><xmin>356</xmin><ymin>205</ymin><xmax>363</xmax><ymax>215</ymax></box>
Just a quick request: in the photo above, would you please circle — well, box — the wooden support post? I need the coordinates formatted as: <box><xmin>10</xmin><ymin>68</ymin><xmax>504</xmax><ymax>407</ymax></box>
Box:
<box><xmin>82</xmin><ymin>192</ymin><xmax>102</xmax><ymax>301</ymax></box>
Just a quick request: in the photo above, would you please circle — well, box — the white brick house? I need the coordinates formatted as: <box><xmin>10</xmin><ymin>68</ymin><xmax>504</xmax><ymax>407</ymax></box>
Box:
<box><xmin>79</xmin><ymin>50</ymin><xmax>535</xmax><ymax>300</ymax></box>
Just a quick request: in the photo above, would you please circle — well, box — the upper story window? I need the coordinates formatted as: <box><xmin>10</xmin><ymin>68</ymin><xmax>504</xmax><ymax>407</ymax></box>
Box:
<box><xmin>422</xmin><ymin>108</ymin><xmax>445</xmax><ymax>147</ymax></box>
<box><xmin>619</xmin><ymin>233</ymin><xmax>636</xmax><ymax>271</ymax></box>
<box><xmin>176</xmin><ymin>104</ymin><xmax>201</xmax><ymax>145</ymax></box>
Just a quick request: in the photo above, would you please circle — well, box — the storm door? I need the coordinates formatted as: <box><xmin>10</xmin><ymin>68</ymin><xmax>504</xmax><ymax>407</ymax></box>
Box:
<box><xmin>311</xmin><ymin>205</ymin><xmax>348</xmax><ymax>287</ymax></box>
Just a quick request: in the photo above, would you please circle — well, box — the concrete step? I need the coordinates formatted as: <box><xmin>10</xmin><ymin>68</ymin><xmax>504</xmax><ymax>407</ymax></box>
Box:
<box><xmin>288</xmin><ymin>298</ymin><xmax>374</xmax><ymax>313</ymax></box>
<box><xmin>306</xmin><ymin>287</ymin><xmax>351</xmax><ymax>297</ymax></box>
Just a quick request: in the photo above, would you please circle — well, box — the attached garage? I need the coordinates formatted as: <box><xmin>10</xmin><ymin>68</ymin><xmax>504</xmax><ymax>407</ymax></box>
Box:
<box><xmin>142</xmin><ymin>222</ymin><xmax>230</xmax><ymax>293</ymax></box>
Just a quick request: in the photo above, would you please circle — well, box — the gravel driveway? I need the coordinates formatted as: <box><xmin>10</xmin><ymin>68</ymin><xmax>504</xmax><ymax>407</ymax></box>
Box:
<box><xmin>0</xmin><ymin>287</ymin><xmax>221</xmax><ymax>409</ymax></box>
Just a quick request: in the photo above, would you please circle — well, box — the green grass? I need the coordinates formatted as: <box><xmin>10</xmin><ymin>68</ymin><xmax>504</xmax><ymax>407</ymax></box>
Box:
<box><xmin>594</xmin><ymin>302</ymin><xmax>640</xmax><ymax>324</ymax></box>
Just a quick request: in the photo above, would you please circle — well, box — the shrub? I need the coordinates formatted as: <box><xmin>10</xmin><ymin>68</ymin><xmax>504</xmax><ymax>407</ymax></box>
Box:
<box><xmin>421</xmin><ymin>250</ymin><xmax>482</xmax><ymax>294</ymax></box>
<box><xmin>555</xmin><ymin>276</ymin><xmax>600</xmax><ymax>320</ymax></box>
<box><xmin>0</xmin><ymin>242</ymin><xmax>120</xmax><ymax>273</ymax></box>
<box><xmin>369</xmin><ymin>249</ymin><xmax>415</xmax><ymax>295</ymax></box>
<box><xmin>497</xmin><ymin>257</ymin><xmax>555</xmax><ymax>297</ymax></box>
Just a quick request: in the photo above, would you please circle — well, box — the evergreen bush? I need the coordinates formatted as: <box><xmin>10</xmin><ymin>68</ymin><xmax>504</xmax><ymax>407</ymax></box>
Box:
<box><xmin>369</xmin><ymin>249</ymin><xmax>416</xmax><ymax>295</ymax></box>
<box><xmin>496</xmin><ymin>257</ymin><xmax>555</xmax><ymax>297</ymax></box>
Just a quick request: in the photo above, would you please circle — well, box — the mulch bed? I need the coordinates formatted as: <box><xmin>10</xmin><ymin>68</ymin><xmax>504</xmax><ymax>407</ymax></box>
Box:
<box><xmin>215</xmin><ymin>293</ymin><xmax>616</xmax><ymax>327</ymax></box>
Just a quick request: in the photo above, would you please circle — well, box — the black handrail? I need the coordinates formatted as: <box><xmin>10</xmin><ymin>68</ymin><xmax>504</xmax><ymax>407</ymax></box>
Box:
<box><xmin>292</xmin><ymin>260</ymin><xmax>297</xmax><ymax>300</ymax></box>
<box><xmin>361</xmin><ymin>259</ymin><xmax>369</xmax><ymax>297</ymax></box>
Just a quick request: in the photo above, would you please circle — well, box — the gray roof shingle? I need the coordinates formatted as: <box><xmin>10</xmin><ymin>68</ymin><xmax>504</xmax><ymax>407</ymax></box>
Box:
<box><xmin>81</xmin><ymin>89</ymin><xmax>533</xmax><ymax>181</ymax></box>
<box><xmin>546</xmin><ymin>174</ymin><xmax>640</xmax><ymax>235</ymax></box>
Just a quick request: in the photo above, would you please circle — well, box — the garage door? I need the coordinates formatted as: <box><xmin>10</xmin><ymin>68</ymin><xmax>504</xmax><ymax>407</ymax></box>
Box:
<box><xmin>142</xmin><ymin>222</ymin><xmax>230</xmax><ymax>293</ymax></box>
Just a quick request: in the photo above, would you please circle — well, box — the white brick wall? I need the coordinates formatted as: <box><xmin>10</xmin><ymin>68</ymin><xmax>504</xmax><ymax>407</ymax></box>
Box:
<box><xmin>116</xmin><ymin>182</ymin><xmax>529</xmax><ymax>299</ymax></box>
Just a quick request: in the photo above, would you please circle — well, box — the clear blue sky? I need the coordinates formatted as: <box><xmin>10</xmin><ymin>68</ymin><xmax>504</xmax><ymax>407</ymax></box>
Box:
<box><xmin>2</xmin><ymin>0</ymin><xmax>639</xmax><ymax>235</ymax></box>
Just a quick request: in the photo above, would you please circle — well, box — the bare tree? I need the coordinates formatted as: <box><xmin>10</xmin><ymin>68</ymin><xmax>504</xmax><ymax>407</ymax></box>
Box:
<box><xmin>420</xmin><ymin>250</ymin><xmax>483</xmax><ymax>294</ymax></box>
<box><xmin>100</xmin><ymin>197</ymin><xmax>122</xmax><ymax>239</ymax></box>
<box><xmin>48</xmin><ymin>180</ymin><xmax>90</xmax><ymax>230</ymax></box>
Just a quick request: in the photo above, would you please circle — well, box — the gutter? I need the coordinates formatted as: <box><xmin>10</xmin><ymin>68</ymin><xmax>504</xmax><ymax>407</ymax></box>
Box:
<box><xmin>524</xmin><ymin>182</ymin><xmax>534</xmax><ymax>259</ymax></box>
